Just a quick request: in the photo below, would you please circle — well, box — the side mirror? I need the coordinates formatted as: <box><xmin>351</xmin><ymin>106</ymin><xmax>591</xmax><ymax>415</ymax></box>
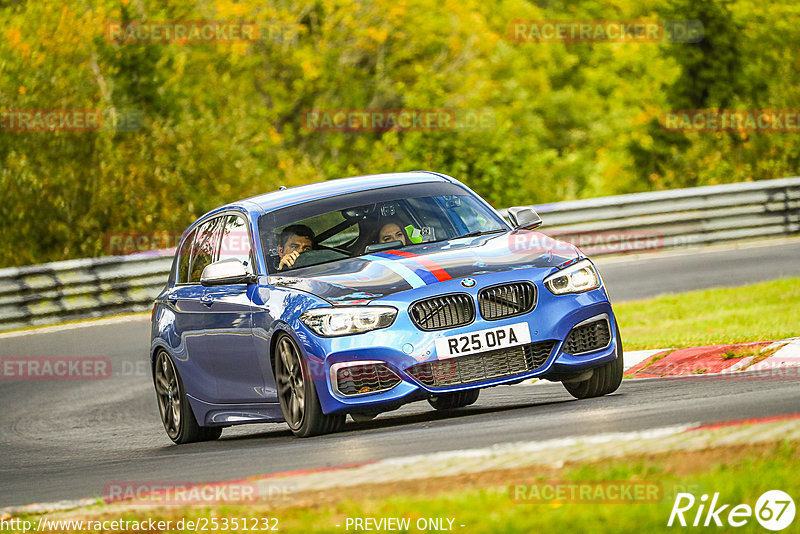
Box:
<box><xmin>201</xmin><ymin>259</ymin><xmax>256</xmax><ymax>286</ymax></box>
<box><xmin>507</xmin><ymin>207</ymin><xmax>543</xmax><ymax>230</ymax></box>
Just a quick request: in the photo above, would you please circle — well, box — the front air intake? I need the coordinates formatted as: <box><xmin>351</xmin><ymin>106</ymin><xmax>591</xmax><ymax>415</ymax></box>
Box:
<box><xmin>563</xmin><ymin>315</ymin><xmax>612</xmax><ymax>355</ymax></box>
<box><xmin>332</xmin><ymin>361</ymin><xmax>401</xmax><ymax>396</ymax></box>
<box><xmin>406</xmin><ymin>340</ymin><xmax>556</xmax><ymax>388</ymax></box>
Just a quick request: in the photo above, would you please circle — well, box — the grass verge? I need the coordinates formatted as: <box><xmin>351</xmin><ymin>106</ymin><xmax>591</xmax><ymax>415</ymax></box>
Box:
<box><xmin>615</xmin><ymin>276</ymin><xmax>800</xmax><ymax>350</ymax></box>
<box><xmin>16</xmin><ymin>441</ymin><xmax>799</xmax><ymax>533</ymax></box>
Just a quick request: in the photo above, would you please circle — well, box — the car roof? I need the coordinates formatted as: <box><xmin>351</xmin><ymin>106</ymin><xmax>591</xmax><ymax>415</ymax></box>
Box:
<box><xmin>234</xmin><ymin>171</ymin><xmax>454</xmax><ymax>213</ymax></box>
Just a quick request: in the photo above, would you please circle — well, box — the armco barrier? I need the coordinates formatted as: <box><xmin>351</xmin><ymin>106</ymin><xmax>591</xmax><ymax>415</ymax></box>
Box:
<box><xmin>499</xmin><ymin>176</ymin><xmax>800</xmax><ymax>256</ymax></box>
<box><xmin>0</xmin><ymin>254</ymin><xmax>172</xmax><ymax>331</ymax></box>
<box><xmin>1</xmin><ymin>178</ymin><xmax>798</xmax><ymax>331</ymax></box>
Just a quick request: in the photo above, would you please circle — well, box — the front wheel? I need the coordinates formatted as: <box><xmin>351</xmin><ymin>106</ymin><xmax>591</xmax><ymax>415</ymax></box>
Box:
<box><xmin>563</xmin><ymin>329</ymin><xmax>624</xmax><ymax>399</ymax></box>
<box><xmin>428</xmin><ymin>389</ymin><xmax>480</xmax><ymax>410</ymax></box>
<box><xmin>274</xmin><ymin>333</ymin><xmax>345</xmax><ymax>437</ymax></box>
<box><xmin>154</xmin><ymin>350</ymin><xmax>222</xmax><ymax>444</ymax></box>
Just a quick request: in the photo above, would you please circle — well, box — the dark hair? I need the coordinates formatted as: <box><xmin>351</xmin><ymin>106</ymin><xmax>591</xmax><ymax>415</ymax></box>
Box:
<box><xmin>279</xmin><ymin>224</ymin><xmax>315</xmax><ymax>248</ymax></box>
<box><xmin>374</xmin><ymin>218</ymin><xmax>407</xmax><ymax>244</ymax></box>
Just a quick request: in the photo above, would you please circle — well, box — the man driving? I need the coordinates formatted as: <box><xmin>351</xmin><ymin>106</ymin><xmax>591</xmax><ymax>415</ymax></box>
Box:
<box><xmin>277</xmin><ymin>224</ymin><xmax>314</xmax><ymax>270</ymax></box>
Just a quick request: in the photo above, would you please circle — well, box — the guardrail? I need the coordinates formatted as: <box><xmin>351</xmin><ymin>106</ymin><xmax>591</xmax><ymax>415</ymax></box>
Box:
<box><xmin>0</xmin><ymin>254</ymin><xmax>173</xmax><ymax>332</ymax></box>
<box><xmin>1</xmin><ymin>177</ymin><xmax>798</xmax><ymax>332</ymax></box>
<box><xmin>500</xmin><ymin>176</ymin><xmax>800</xmax><ymax>256</ymax></box>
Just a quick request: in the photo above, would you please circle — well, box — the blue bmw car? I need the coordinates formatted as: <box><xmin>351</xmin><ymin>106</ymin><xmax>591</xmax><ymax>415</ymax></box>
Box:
<box><xmin>150</xmin><ymin>171</ymin><xmax>623</xmax><ymax>443</ymax></box>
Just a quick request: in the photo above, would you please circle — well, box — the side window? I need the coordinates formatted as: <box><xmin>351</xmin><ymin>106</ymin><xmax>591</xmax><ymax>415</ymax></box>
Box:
<box><xmin>188</xmin><ymin>217</ymin><xmax>224</xmax><ymax>283</ymax></box>
<box><xmin>176</xmin><ymin>228</ymin><xmax>197</xmax><ymax>284</ymax></box>
<box><xmin>219</xmin><ymin>214</ymin><xmax>254</xmax><ymax>274</ymax></box>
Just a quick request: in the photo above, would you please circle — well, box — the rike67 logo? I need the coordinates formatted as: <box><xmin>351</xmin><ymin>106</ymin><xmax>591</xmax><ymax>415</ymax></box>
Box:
<box><xmin>668</xmin><ymin>490</ymin><xmax>795</xmax><ymax>531</ymax></box>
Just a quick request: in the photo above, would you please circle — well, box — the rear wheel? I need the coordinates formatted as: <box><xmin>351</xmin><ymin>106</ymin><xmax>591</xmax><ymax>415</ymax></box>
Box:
<box><xmin>274</xmin><ymin>333</ymin><xmax>345</xmax><ymax>437</ymax></box>
<box><xmin>154</xmin><ymin>350</ymin><xmax>222</xmax><ymax>444</ymax></box>
<box><xmin>563</xmin><ymin>329</ymin><xmax>624</xmax><ymax>399</ymax></box>
<box><xmin>428</xmin><ymin>389</ymin><xmax>480</xmax><ymax>410</ymax></box>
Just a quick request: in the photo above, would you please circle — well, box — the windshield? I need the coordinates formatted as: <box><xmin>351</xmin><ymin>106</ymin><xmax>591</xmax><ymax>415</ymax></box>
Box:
<box><xmin>258</xmin><ymin>182</ymin><xmax>508</xmax><ymax>274</ymax></box>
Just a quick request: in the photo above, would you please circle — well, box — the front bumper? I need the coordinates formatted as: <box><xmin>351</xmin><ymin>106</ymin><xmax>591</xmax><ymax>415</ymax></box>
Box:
<box><xmin>296</xmin><ymin>275</ymin><xmax>619</xmax><ymax>415</ymax></box>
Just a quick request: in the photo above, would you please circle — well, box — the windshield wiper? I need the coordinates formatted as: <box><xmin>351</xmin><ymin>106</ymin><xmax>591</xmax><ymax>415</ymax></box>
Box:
<box><xmin>457</xmin><ymin>229</ymin><xmax>506</xmax><ymax>239</ymax></box>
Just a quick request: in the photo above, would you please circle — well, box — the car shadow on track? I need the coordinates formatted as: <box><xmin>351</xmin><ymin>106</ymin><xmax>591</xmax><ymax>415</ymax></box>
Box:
<box><xmin>211</xmin><ymin>395</ymin><xmax>581</xmax><ymax>445</ymax></box>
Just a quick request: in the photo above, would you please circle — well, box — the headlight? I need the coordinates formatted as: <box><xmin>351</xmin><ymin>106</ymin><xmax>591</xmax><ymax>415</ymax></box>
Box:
<box><xmin>544</xmin><ymin>259</ymin><xmax>601</xmax><ymax>295</ymax></box>
<box><xmin>300</xmin><ymin>306</ymin><xmax>397</xmax><ymax>337</ymax></box>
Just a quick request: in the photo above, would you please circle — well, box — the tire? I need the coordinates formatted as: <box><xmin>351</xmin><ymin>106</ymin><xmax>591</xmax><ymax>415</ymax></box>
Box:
<box><xmin>274</xmin><ymin>333</ymin><xmax>345</xmax><ymax>437</ymax></box>
<box><xmin>428</xmin><ymin>389</ymin><xmax>480</xmax><ymax>410</ymax></box>
<box><xmin>154</xmin><ymin>350</ymin><xmax>222</xmax><ymax>444</ymax></box>
<box><xmin>563</xmin><ymin>327</ymin><xmax>624</xmax><ymax>399</ymax></box>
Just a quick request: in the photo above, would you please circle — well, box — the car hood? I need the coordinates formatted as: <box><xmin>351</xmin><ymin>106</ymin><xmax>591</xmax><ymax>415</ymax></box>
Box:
<box><xmin>268</xmin><ymin>230</ymin><xmax>580</xmax><ymax>304</ymax></box>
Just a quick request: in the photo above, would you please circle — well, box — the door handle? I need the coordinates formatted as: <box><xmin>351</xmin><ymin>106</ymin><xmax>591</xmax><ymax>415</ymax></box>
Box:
<box><xmin>201</xmin><ymin>294</ymin><xmax>214</xmax><ymax>307</ymax></box>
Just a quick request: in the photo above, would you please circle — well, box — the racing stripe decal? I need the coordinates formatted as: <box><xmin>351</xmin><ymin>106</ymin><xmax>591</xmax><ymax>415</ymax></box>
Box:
<box><xmin>372</xmin><ymin>252</ymin><xmax>439</xmax><ymax>285</ymax></box>
<box><xmin>361</xmin><ymin>254</ymin><xmax>427</xmax><ymax>288</ymax></box>
<box><xmin>376</xmin><ymin>250</ymin><xmax>453</xmax><ymax>282</ymax></box>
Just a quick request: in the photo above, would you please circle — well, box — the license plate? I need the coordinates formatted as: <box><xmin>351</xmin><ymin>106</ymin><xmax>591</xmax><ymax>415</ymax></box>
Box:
<box><xmin>434</xmin><ymin>322</ymin><xmax>532</xmax><ymax>359</ymax></box>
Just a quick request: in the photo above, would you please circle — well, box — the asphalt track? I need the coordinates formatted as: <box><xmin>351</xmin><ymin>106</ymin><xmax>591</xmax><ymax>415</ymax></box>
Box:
<box><xmin>594</xmin><ymin>238</ymin><xmax>800</xmax><ymax>301</ymax></box>
<box><xmin>1</xmin><ymin>239</ymin><xmax>799</xmax><ymax>508</ymax></box>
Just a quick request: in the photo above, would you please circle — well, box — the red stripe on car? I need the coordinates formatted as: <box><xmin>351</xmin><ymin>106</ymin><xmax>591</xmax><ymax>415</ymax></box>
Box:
<box><xmin>381</xmin><ymin>250</ymin><xmax>453</xmax><ymax>282</ymax></box>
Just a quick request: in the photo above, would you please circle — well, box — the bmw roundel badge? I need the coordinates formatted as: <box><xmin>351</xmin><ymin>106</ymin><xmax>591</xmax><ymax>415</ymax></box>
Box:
<box><xmin>460</xmin><ymin>278</ymin><xmax>476</xmax><ymax>288</ymax></box>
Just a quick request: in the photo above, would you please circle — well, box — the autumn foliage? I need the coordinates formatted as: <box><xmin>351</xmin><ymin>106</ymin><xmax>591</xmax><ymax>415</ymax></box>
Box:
<box><xmin>1</xmin><ymin>0</ymin><xmax>798</xmax><ymax>266</ymax></box>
